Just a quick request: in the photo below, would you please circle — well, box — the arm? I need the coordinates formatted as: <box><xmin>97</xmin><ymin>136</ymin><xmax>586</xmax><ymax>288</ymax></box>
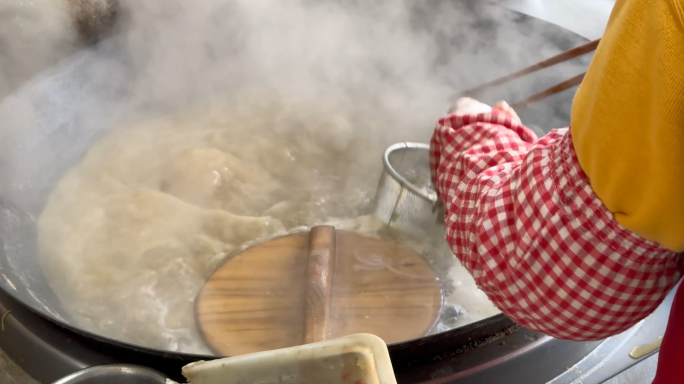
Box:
<box><xmin>430</xmin><ymin>100</ymin><xmax>682</xmax><ymax>341</ymax></box>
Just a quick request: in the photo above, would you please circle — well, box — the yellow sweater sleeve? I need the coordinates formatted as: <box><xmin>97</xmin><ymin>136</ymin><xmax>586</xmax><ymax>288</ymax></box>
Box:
<box><xmin>571</xmin><ymin>0</ymin><xmax>684</xmax><ymax>252</ymax></box>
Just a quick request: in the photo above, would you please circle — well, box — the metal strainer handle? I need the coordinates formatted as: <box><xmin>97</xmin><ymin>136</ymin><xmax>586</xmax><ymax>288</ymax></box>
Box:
<box><xmin>374</xmin><ymin>142</ymin><xmax>442</xmax><ymax>233</ymax></box>
<box><xmin>382</xmin><ymin>142</ymin><xmax>437</xmax><ymax>203</ymax></box>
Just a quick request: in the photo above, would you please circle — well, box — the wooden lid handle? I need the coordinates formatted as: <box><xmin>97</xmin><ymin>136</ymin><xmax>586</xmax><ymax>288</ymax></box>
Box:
<box><xmin>303</xmin><ymin>225</ymin><xmax>336</xmax><ymax>344</ymax></box>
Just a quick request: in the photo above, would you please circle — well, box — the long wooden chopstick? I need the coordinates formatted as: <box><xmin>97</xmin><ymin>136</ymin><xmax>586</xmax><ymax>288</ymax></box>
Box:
<box><xmin>510</xmin><ymin>72</ymin><xmax>586</xmax><ymax>109</ymax></box>
<box><xmin>462</xmin><ymin>38</ymin><xmax>600</xmax><ymax>96</ymax></box>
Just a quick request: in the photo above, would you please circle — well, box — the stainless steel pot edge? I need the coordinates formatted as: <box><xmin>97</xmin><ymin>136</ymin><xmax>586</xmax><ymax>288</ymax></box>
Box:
<box><xmin>52</xmin><ymin>365</ymin><xmax>167</xmax><ymax>384</ymax></box>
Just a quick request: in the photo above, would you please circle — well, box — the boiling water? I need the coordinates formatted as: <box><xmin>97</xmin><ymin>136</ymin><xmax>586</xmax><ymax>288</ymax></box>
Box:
<box><xmin>38</xmin><ymin>93</ymin><xmax>499</xmax><ymax>354</ymax></box>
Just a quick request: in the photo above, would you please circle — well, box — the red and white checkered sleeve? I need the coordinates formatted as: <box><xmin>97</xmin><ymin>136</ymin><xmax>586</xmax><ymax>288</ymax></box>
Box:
<box><xmin>430</xmin><ymin>111</ymin><xmax>682</xmax><ymax>341</ymax></box>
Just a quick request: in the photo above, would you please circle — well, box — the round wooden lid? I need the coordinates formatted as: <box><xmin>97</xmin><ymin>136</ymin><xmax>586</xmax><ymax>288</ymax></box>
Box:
<box><xmin>196</xmin><ymin>226</ymin><xmax>442</xmax><ymax>356</ymax></box>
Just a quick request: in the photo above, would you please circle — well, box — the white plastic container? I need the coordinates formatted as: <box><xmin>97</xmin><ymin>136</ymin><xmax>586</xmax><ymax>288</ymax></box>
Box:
<box><xmin>182</xmin><ymin>334</ymin><xmax>397</xmax><ymax>384</ymax></box>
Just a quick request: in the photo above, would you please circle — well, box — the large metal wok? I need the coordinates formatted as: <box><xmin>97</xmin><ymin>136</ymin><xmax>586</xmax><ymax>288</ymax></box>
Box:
<box><xmin>0</xmin><ymin>0</ymin><xmax>603</xmax><ymax>382</ymax></box>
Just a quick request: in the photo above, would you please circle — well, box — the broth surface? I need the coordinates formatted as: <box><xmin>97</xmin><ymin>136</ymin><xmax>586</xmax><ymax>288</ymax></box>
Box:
<box><xmin>38</xmin><ymin>94</ymin><xmax>499</xmax><ymax>354</ymax></box>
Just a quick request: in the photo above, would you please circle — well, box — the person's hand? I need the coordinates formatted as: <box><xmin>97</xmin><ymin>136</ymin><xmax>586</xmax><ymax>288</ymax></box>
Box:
<box><xmin>448</xmin><ymin>97</ymin><xmax>521</xmax><ymax>123</ymax></box>
<box><xmin>448</xmin><ymin>97</ymin><xmax>492</xmax><ymax>114</ymax></box>
<box><xmin>492</xmin><ymin>100</ymin><xmax>520</xmax><ymax>121</ymax></box>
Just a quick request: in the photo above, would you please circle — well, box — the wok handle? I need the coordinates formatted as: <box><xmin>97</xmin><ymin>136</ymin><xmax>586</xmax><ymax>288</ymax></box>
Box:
<box><xmin>303</xmin><ymin>226</ymin><xmax>337</xmax><ymax>344</ymax></box>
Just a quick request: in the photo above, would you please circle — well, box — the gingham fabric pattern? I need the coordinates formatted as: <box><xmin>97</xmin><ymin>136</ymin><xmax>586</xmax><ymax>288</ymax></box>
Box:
<box><xmin>430</xmin><ymin>110</ymin><xmax>683</xmax><ymax>341</ymax></box>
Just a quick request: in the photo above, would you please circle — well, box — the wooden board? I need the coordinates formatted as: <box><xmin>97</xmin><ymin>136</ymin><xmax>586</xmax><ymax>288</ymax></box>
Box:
<box><xmin>196</xmin><ymin>229</ymin><xmax>442</xmax><ymax>356</ymax></box>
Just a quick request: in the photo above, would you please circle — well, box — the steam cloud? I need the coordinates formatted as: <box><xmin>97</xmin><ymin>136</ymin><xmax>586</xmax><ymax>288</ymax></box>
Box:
<box><xmin>1</xmin><ymin>0</ymin><xmax>592</xmax><ymax>354</ymax></box>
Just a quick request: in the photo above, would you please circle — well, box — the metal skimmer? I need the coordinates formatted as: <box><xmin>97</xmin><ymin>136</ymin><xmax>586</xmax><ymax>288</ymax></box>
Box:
<box><xmin>373</xmin><ymin>142</ymin><xmax>443</xmax><ymax>234</ymax></box>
